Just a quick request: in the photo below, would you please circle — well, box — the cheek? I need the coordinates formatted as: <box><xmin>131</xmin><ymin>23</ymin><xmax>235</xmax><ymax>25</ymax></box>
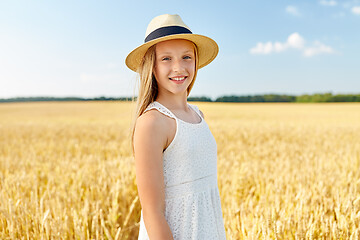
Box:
<box><xmin>154</xmin><ymin>65</ymin><xmax>162</xmax><ymax>79</ymax></box>
<box><xmin>154</xmin><ymin>64</ymin><xmax>167</xmax><ymax>77</ymax></box>
<box><xmin>186</xmin><ymin>62</ymin><xmax>196</xmax><ymax>74</ymax></box>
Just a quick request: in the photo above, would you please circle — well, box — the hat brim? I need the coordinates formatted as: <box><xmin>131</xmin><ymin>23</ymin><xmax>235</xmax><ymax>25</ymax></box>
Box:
<box><xmin>125</xmin><ymin>34</ymin><xmax>219</xmax><ymax>72</ymax></box>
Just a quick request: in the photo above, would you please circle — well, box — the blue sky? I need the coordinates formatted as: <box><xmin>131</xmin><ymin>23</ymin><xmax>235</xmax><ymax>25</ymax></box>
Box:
<box><xmin>1</xmin><ymin>0</ymin><xmax>359</xmax><ymax>99</ymax></box>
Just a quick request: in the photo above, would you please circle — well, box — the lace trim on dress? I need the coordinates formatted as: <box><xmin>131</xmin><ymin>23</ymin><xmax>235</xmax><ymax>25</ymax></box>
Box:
<box><xmin>143</xmin><ymin>101</ymin><xmax>176</xmax><ymax>120</ymax></box>
<box><xmin>146</xmin><ymin>101</ymin><xmax>203</xmax><ymax>125</ymax></box>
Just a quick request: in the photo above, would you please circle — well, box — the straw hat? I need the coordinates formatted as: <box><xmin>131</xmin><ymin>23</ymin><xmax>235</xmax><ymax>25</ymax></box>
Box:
<box><xmin>125</xmin><ymin>14</ymin><xmax>219</xmax><ymax>72</ymax></box>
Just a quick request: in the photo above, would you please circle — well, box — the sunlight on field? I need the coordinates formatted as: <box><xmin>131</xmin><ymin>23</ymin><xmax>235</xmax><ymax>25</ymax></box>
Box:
<box><xmin>0</xmin><ymin>101</ymin><xmax>360</xmax><ymax>239</ymax></box>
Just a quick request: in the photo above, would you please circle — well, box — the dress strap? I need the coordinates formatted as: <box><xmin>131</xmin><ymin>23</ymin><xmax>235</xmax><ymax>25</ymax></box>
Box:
<box><xmin>144</xmin><ymin>101</ymin><xmax>177</xmax><ymax>120</ymax></box>
<box><xmin>188</xmin><ymin>103</ymin><xmax>202</xmax><ymax>118</ymax></box>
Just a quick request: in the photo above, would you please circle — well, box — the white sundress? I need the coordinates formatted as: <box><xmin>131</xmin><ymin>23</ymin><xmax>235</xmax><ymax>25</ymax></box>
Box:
<box><xmin>137</xmin><ymin>101</ymin><xmax>227</xmax><ymax>240</ymax></box>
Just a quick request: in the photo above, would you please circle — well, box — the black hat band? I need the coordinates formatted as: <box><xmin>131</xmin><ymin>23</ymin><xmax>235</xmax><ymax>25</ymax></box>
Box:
<box><xmin>145</xmin><ymin>26</ymin><xmax>192</xmax><ymax>43</ymax></box>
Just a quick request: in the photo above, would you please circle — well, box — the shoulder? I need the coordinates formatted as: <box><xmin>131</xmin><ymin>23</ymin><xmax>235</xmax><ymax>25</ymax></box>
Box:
<box><xmin>134</xmin><ymin>108</ymin><xmax>174</xmax><ymax>151</ymax></box>
<box><xmin>135</xmin><ymin>109</ymin><xmax>169</xmax><ymax>136</ymax></box>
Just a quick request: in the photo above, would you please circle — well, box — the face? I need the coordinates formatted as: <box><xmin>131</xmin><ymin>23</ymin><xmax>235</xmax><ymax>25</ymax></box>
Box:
<box><xmin>154</xmin><ymin>39</ymin><xmax>196</xmax><ymax>96</ymax></box>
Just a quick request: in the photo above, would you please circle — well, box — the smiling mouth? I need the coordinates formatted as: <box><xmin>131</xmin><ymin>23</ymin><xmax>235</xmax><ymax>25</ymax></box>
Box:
<box><xmin>169</xmin><ymin>76</ymin><xmax>187</xmax><ymax>81</ymax></box>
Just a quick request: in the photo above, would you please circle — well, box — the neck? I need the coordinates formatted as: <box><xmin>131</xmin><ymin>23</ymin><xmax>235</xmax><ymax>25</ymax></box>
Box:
<box><xmin>155</xmin><ymin>92</ymin><xmax>189</xmax><ymax>111</ymax></box>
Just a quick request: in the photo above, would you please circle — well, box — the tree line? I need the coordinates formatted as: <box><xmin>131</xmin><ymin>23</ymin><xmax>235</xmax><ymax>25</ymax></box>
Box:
<box><xmin>1</xmin><ymin>93</ymin><xmax>360</xmax><ymax>103</ymax></box>
<box><xmin>0</xmin><ymin>96</ymin><xmax>133</xmax><ymax>103</ymax></box>
<box><xmin>212</xmin><ymin>93</ymin><xmax>360</xmax><ymax>103</ymax></box>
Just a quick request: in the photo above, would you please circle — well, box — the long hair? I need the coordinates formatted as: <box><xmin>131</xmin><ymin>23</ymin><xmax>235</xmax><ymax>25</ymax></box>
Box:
<box><xmin>130</xmin><ymin>41</ymin><xmax>199</xmax><ymax>155</ymax></box>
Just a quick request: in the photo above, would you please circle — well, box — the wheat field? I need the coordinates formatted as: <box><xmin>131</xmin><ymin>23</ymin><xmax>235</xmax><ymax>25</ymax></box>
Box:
<box><xmin>0</xmin><ymin>101</ymin><xmax>359</xmax><ymax>239</ymax></box>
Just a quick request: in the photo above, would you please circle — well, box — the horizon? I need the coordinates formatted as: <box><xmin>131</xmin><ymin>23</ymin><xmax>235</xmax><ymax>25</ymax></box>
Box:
<box><xmin>1</xmin><ymin>91</ymin><xmax>359</xmax><ymax>102</ymax></box>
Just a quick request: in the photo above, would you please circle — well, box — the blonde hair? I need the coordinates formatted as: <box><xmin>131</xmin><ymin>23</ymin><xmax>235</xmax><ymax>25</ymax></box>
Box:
<box><xmin>130</xmin><ymin>41</ymin><xmax>199</xmax><ymax>155</ymax></box>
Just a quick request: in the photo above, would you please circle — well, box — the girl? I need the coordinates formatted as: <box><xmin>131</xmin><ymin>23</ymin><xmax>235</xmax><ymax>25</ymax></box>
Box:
<box><xmin>126</xmin><ymin>14</ymin><xmax>226</xmax><ymax>240</ymax></box>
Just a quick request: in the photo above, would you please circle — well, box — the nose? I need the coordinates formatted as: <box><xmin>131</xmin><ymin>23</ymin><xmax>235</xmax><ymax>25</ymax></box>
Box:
<box><xmin>172</xmin><ymin>58</ymin><xmax>183</xmax><ymax>72</ymax></box>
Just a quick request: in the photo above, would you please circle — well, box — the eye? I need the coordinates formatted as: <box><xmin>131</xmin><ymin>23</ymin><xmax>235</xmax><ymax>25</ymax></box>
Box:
<box><xmin>183</xmin><ymin>55</ymin><xmax>192</xmax><ymax>59</ymax></box>
<box><xmin>162</xmin><ymin>57</ymin><xmax>170</xmax><ymax>61</ymax></box>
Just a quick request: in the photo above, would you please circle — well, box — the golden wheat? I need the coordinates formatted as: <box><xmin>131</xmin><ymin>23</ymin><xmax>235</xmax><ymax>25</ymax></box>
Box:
<box><xmin>0</xmin><ymin>101</ymin><xmax>359</xmax><ymax>239</ymax></box>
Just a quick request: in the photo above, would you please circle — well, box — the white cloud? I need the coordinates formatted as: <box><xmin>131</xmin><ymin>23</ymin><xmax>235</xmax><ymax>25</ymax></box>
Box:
<box><xmin>286</xmin><ymin>6</ymin><xmax>300</xmax><ymax>16</ymax></box>
<box><xmin>287</xmin><ymin>33</ymin><xmax>305</xmax><ymax>49</ymax></box>
<box><xmin>274</xmin><ymin>42</ymin><xmax>287</xmax><ymax>52</ymax></box>
<box><xmin>351</xmin><ymin>6</ymin><xmax>360</xmax><ymax>14</ymax></box>
<box><xmin>303</xmin><ymin>41</ymin><xmax>335</xmax><ymax>57</ymax></box>
<box><xmin>319</xmin><ymin>0</ymin><xmax>337</xmax><ymax>6</ymax></box>
<box><xmin>318</xmin><ymin>0</ymin><xmax>360</xmax><ymax>16</ymax></box>
<box><xmin>250</xmin><ymin>33</ymin><xmax>304</xmax><ymax>55</ymax></box>
<box><xmin>250</xmin><ymin>33</ymin><xmax>337</xmax><ymax>57</ymax></box>
<box><xmin>250</xmin><ymin>42</ymin><xmax>276</xmax><ymax>55</ymax></box>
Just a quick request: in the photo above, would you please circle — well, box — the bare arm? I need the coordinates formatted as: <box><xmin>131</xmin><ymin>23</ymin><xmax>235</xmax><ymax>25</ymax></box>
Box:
<box><xmin>134</xmin><ymin>111</ymin><xmax>174</xmax><ymax>240</ymax></box>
